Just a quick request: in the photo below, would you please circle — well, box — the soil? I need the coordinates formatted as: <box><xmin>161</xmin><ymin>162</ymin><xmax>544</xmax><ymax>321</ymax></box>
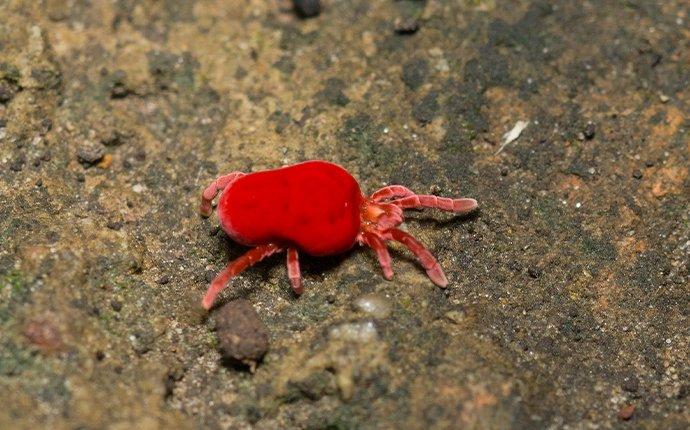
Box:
<box><xmin>1</xmin><ymin>1</ymin><xmax>688</xmax><ymax>429</ymax></box>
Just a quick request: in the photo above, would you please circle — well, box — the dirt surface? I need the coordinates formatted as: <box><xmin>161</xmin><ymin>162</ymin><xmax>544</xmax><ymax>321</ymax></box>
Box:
<box><xmin>1</xmin><ymin>1</ymin><xmax>688</xmax><ymax>429</ymax></box>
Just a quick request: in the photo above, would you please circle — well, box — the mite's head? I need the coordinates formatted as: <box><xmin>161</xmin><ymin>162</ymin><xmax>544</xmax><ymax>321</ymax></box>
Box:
<box><xmin>359</xmin><ymin>198</ymin><xmax>404</xmax><ymax>234</ymax></box>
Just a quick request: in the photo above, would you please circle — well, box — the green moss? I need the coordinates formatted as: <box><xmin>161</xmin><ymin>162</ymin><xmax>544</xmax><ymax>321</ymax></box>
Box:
<box><xmin>1</xmin><ymin>270</ymin><xmax>24</xmax><ymax>293</ymax></box>
<box><xmin>0</xmin><ymin>270</ymin><xmax>29</xmax><ymax>323</ymax></box>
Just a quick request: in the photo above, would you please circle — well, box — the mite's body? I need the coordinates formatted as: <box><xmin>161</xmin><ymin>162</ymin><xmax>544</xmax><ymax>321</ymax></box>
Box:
<box><xmin>218</xmin><ymin>162</ymin><xmax>362</xmax><ymax>256</ymax></box>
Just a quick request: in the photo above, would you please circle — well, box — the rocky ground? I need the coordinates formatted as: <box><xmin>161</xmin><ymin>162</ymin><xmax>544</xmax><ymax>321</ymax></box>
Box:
<box><xmin>1</xmin><ymin>1</ymin><xmax>688</xmax><ymax>429</ymax></box>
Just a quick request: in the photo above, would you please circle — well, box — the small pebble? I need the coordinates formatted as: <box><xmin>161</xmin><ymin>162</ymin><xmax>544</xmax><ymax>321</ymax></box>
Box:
<box><xmin>583</xmin><ymin>122</ymin><xmax>596</xmax><ymax>140</ymax></box>
<box><xmin>293</xmin><ymin>0</ymin><xmax>320</xmax><ymax>18</ymax></box>
<box><xmin>77</xmin><ymin>142</ymin><xmax>106</xmax><ymax>165</ymax></box>
<box><xmin>97</xmin><ymin>153</ymin><xmax>113</xmax><ymax>169</ymax></box>
<box><xmin>394</xmin><ymin>17</ymin><xmax>420</xmax><ymax>34</ymax></box>
<box><xmin>353</xmin><ymin>293</ymin><xmax>392</xmax><ymax>318</ymax></box>
<box><xmin>617</xmin><ymin>404</ymin><xmax>635</xmax><ymax>421</ymax></box>
<box><xmin>110</xmin><ymin>82</ymin><xmax>130</xmax><ymax>99</ymax></box>
<box><xmin>215</xmin><ymin>300</ymin><xmax>269</xmax><ymax>372</ymax></box>
<box><xmin>24</xmin><ymin>319</ymin><xmax>63</xmax><ymax>353</ymax></box>
<box><xmin>106</xmin><ymin>220</ymin><xmax>123</xmax><ymax>231</ymax></box>
<box><xmin>130</xmin><ymin>325</ymin><xmax>156</xmax><ymax>355</ymax></box>
<box><xmin>632</xmin><ymin>169</ymin><xmax>643</xmax><ymax>179</ymax></box>
<box><xmin>110</xmin><ymin>300</ymin><xmax>123</xmax><ymax>312</ymax></box>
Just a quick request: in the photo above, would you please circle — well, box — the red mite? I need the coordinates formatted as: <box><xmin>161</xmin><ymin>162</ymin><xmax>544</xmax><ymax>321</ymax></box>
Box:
<box><xmin>199</xmin><ymin>160</ymin><xmax>478</xmax><ymax>309</ymax></box>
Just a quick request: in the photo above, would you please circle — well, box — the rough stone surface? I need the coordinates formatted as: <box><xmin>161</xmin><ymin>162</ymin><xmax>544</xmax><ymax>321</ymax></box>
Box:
<box><xmin>215</xmin><ymin>299</ymin><xmax>269</xmax><ymax>370</ymax></box>
<box><xmin>0</xmin><ymin>1</ymin><xmax>688</xmax><ymax>429</ymax></box>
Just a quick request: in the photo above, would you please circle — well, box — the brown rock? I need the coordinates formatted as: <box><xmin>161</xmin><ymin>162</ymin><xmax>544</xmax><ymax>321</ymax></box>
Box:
<box><xmin>394</xmin><ymin>17</ymin><xmax>420</xmax><ymax>34</ymax></box>
<box><xmin>215</xmin><ymin>300</ymin><xmax>269</xmax><ymax>372</ymax></box>
<box><xmin>617</xmin><ymin>404</ymin><xmax>635</xmax><ymax>421</ymax></box>
<box><xmin>24</xmin><ymin>318</ymin><xmax>63</xmax><ymax>353</ymax></box>
<box><xmin>76</xmin><ymin>142</ymin><xmax>106</xmax><ymax>165</ymax></box>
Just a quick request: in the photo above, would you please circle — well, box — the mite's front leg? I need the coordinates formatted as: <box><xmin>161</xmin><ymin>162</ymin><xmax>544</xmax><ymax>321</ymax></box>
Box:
<box><xmin>200</xmin><ymin>172</ymin><xmax>245</xmax><ymax>217</ymax></box>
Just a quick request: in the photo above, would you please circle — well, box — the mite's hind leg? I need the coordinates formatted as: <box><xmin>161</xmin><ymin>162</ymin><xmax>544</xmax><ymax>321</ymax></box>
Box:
<box><xmin>200</xmin><ymin>172</ymin><xmax>245</xmax><ymax>216</ymax></box>
<box><xmin>286</xmin><ymin>248</ymin><xmax>303</xmax><ymax>295</ymax></box>
<box><xmin>202</xmin><ymin>243</ymin><xmax>282</xmax><ymax>310</ymax></box>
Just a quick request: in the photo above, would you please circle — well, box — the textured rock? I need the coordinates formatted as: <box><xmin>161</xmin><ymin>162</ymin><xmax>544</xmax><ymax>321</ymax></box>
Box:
<box><xmin>215</xmin><ymin>300</ymin><xmax>269</xmax><ymax>372</ymax></box>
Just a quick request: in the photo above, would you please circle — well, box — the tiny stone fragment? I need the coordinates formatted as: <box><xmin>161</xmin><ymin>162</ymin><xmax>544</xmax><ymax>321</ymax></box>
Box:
<box><xmin>215</xmin><ymin>299</ymin><xmax>269</xmax><ymax>372</ymax></box>
<box><xmin>24</xmin><ymin>319</ymin><xmax>63</xmax><ymax>353</ymax></box>
<box><xmin>77</xmin><ymin>142</ymin><xmax>106</xmax><ymax>165</ymax></box>
<box><xmin>106</xmin><ymin>220</ymin><xmax>123</xmax><ymax>230</ymax></box>
<box><xmin>293</xmin><ymin>0</ymin><xmax>320</xmax><ymax>18</ymax></box>
<box><xmin>617</xmin><ymin>404</ymin><xmax>635</xmax><ymax>421</ymax></box>
<box><xmin>394</xmin><ymin>17</ymin><xmax>420</xmax><ymax>34</ymax></box>
<box><xmin>131</xmin><ymin>324</ymin><xmax>156</xmax><ymax>355</ymax></box>
<box><xmin>583</xmin><ymin>121</ymin><xmax>596</xmax><ymax>140</ymax></box>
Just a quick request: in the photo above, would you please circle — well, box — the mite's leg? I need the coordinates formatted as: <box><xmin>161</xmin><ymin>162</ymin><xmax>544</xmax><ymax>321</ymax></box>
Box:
<box><xmin>370</xmin><ymin>185</ymin><xmax>415</xmax><ymax>202</ymax></box>
<box><xmin>202</xmin><ymin>243</ymin><xmax>282</xmax><ymax>310</ymax></box>
<box><xmin>390</xmin><ymin>195</ymin><xmax>477</xmax><ymax>214</ymax></box>
<box><xmin>362</xmin><ymin>232</ymin><xmax>394</xmax><ymax>280</ymax></box>
<box><xmin>389</xmin><ymin>228</ymin><xmax>448</xmax><ymax>287</ymax></box>
<box><xmin>286</xmin><ymin>248</ymin><xmax>303</xmax><ymax>295</ymax></box>
<box><xmin>200</xmin><ymin>172</ymin><xmax>245</xmax><ymax>216</ymax></box>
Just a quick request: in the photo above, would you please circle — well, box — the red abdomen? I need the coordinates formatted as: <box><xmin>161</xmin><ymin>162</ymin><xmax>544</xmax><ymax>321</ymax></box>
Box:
<box><xmin>217</xmin><ymin>161</ymin><xmax>363</xmax><ymax>256</ymax></box>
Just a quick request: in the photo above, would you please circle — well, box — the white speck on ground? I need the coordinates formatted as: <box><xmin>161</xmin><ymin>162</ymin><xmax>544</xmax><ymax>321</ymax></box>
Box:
<box><xmin>496</xmin><ymin>120</ymin><xmax>530</xmax><ymax>154</ymax></box>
